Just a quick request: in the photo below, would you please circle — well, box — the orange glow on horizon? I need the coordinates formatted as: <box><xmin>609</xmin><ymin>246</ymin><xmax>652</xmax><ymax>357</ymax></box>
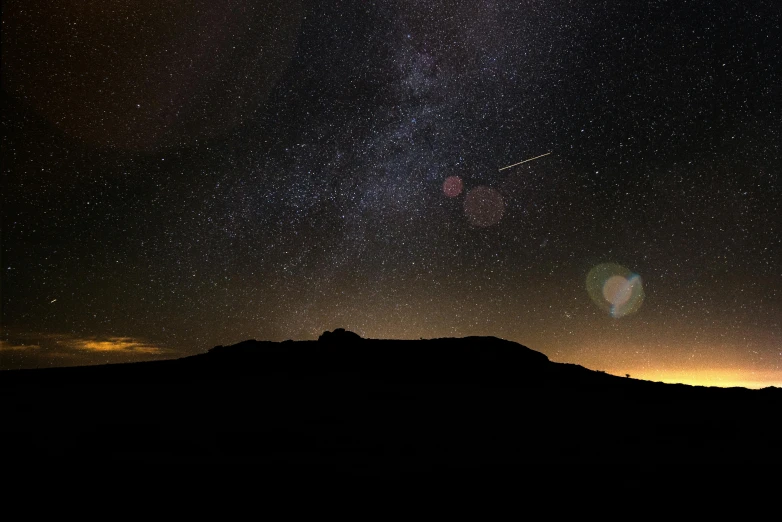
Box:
<box><xmin>625</xmin><ymin>368</ymin><xmax>781</xmax><ymax>389</ymax></box>
<box><xmin>553</xmin><ymin>337</ymin><xmax>782</xmax><ymax>390</ymax></box>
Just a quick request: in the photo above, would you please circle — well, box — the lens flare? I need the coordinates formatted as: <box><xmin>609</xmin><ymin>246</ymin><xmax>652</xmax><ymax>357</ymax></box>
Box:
<box><xmin>464</xmin><ymin>186</ymin><xmax>504</xmax><ymax>227</ymax></box>
<box><xmin>603</xmin><ymin>275</ymin><xmax>633</xmax><ymax>307</ymax></box>
<box><xmin>443</xmin><ymin>176</ymin><xmax>463</xmax><ymax>197</ymax></box>
<box><xmin>586</xmin><ymin>263</ymin><xmax>644</xmax><ymax>317</ymax></box>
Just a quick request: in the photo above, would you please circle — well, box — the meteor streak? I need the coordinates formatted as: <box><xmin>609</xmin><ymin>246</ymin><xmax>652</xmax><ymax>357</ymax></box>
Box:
<box><xmin>499</xmin><ymin>151</ymin><xmax>551</xmax><ymax>171</ymax></box>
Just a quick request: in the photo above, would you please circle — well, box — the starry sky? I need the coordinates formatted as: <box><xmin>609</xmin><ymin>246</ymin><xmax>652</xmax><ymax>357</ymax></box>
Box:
<box><xmin>2</xmin><ymin>0</ymin><xmax>780</xmax><ymax>388</ymax></box>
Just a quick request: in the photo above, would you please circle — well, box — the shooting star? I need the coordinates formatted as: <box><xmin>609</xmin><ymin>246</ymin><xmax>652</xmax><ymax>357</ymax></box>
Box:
<box><xmin>499</xmin><ymin>152</ymin><xmax>551</xmax><ymax>171</ymax></box>
<box><xmin>50</xmin><ymin>299</ymin><xmax>57</xmax><ymax>304</ymax></box>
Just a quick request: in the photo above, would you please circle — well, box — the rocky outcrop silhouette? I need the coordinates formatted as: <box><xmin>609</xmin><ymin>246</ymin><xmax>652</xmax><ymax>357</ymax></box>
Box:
<box><xmin>317</xmin><ymin>328</ymin><xmax>364</xmax><ymax>344</ymax></box>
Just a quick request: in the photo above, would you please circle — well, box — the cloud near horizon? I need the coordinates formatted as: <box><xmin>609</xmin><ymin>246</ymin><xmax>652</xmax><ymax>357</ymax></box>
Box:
<box><xmin>68</xmin><ymin>336</ymin><xmax>164</xmax><ymax>354</ymax></box>
<box><xmin>0</xmin><ymin>340</ymin><xmax>42</xmax><ymax>352</ymax></box>
<box><xmin>1</xmin><ymin>332</ymin><xmax>172</xmax><ymax>369</ymax></box>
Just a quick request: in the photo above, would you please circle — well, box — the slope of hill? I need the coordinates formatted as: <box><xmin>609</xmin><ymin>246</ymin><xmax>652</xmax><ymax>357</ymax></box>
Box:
<box><xmin>2</xmin><ymin>330</ymin><xmax>780</xmax><ymax>491</ymax></box>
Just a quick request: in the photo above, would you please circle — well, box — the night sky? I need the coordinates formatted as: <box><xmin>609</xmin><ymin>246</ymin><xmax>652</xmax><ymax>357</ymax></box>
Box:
<box><xmin>2</xmin><ymin>1</ymin><xmax>780</xmax><ymax>388</ymax></box>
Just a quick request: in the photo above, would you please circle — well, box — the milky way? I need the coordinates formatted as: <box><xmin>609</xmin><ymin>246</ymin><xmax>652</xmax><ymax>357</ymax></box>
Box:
<box><xmin>2</xmin><ymin>1</ymin><xmax>780</xmax><ymax>387</ymax></box>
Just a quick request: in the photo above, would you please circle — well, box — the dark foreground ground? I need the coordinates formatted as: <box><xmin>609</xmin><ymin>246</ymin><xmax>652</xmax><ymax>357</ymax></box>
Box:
<box><xmin>3</xmin><ymin>330</ymin><xmax>780</xmax><ymax>497</ymax></box>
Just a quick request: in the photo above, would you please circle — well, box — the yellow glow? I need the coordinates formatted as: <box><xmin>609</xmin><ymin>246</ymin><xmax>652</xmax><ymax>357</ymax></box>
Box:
<box><xmin>71</xmin><ymin>336</ymin><xmax>164</xmax><ymax>354</ymax></box>
<box><xmin>627</xmin><ymin>368</ymin><xmax>781</xmax><ymax>389</ymax></box>
<box><xmin>561</xmin><ymin>336</ymin><xmax>782</xmax><ymax>390</ymax></box>
<box><xmin>0</xmin><ymin>340</ymin><xmax>41</xmax><ymax>351</ymax></box>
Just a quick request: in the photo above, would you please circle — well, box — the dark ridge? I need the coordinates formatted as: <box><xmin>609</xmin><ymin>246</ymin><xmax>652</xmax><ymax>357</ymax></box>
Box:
<box><xmin>203</xmin><ymin>330</ymin><xmax>551</xmax><ymax>384</ymax></box>
<box><xmin>1</xmin><ymin>330</ymin><xmax>780</xmax><ymax>493</ymax></box>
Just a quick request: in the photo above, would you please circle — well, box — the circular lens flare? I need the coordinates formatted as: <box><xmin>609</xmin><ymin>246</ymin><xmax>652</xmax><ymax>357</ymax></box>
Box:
<box><xmin>603</xmin><ymin>275</ymin><xmax>633</xmax><ymax>307</ymax></box>
<box><xmin>464</xmin><ymin>186</ymin><xmax>504</xmax><ymax>227</ymax></box>
<box><xmin>443</xmin><ymin>176</ymin><xmax>463</xmax><ymax>197</ymax></box>
<box><xmin>587</xmin><ymin>263</ymin><xmax>644</xmax><ymax>317</ymax></box>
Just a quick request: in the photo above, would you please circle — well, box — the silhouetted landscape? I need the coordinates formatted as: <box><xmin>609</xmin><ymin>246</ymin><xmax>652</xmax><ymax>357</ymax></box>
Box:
<box><xmin>2</xmin><ymin>330</ymin><xmax>779</xmax><ymax>490</ymax></box>
<box><xmin>4</xmin><ymin>2</ymin><xmax>780</xmax><ymax>504</ymax></box>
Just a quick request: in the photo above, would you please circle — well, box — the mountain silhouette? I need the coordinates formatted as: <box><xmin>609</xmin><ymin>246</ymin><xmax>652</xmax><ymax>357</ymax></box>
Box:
<box><xmin>2</xmin><ymin>330</ymin><xmax>780</xmax><ymax>494</ymax></box>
